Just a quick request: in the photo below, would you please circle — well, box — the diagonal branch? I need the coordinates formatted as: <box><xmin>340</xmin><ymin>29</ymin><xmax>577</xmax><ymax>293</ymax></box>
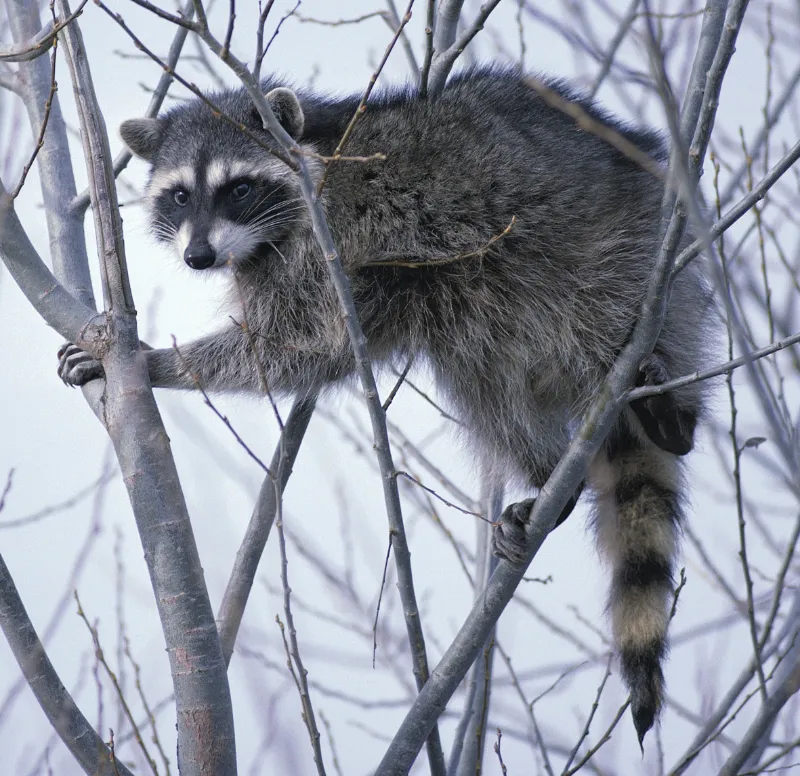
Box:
<box><xmin>70</xmin><ymin>0</ymin><xmax>195</xmax><ymax>216</ymax></box>
<box><xmin>373</xmin><ymin>1</ymin><xmax>745</xmax><ymax>771</ymax></box>
<box><xmin>133</xmin><ymin>4</ymin><xmax>447</xmax><ymax>772</ymax></box>
<box><xmin>0</xmin><ymin>553</ymin><xmax>134</xmax><ymax>776</ymax></box>
<box><xmin>217</xmin><ymin>394</ymin><xmax>317</xmax><ymax>665</ymax></box>
<box><xmin>0</xmin><ymin>0</ymin><xmax>88</xmax><ymax>62</ymax></box>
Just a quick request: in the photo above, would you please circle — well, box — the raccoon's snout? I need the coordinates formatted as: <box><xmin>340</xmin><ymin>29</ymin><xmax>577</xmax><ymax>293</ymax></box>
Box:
<box><xmin>184</xmin><ymin>241</ymin><xmax>216</xmax><ymax>270</ymax></box>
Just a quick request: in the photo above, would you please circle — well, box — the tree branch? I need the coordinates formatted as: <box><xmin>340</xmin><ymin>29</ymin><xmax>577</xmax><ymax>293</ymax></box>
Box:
<box><xmin>426</xmin><ymin>0</ymin><xmax>504</xmax><ymax>98</ymax></box>
<box><xmin>70</xmin><ymin>0</ymin><xmax>195</xmax><ymax>216</ymax></box>
<box><xmin>0</xmin><ymin>553</ymin><xmax>134</xmax><ymax>776</ymax></box>
<box><xmin>717</xmin><ymin>617</ymin><xmax>800</xmax><ymax>776</ymax></box>
<box><xmin>217</xmin><ymin>394</ymin><xmax>317</xmax><ymax>665</ymax></box>
<box><xmin>0</xmin><ymin>0</ymin><xmax>87</xmax><ymax>63</ymax></box>
<box><xmin>627</xmin><ymin>330</ymin><xmax>800</xmax><ymax>401</ymax></box>
<box><xmin>55</xmin><ymin>2</ymin><xmax>237</xmax><ymax>772</ymax></box>
<box><xmin>0</xmin><ymin>178</ymin><xmax>99</xmax><ymax>343</ymax></box>
<box><xmin>6</xmin><ymin>0</ymin><xmax>94</xmax><ymax>307</ymax></box>
<box><xmin>137</xmin><ymin>10</ymin><xmax>447</xmax><ymax>774</ymax></box>
<box><xmin>374</xmin><ymin>2</ymin><xmax>744</xmax><ymax>771</ymax></box>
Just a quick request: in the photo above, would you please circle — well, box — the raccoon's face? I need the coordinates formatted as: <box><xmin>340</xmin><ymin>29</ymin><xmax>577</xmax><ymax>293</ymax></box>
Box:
<box><xmin>145</xmin><ymin>158</ymin><xmax>300</xmax><ymax>270</ymax></box>
<box><xmin>120</xmin><ymin>87</ymin><xmax>306</xmax><ymax>271</ymax></box>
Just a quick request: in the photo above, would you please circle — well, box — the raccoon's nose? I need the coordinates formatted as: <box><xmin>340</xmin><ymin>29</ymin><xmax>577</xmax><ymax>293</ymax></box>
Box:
<box><xmin>184</xmin><ymin>242</ymin><xmax>216</xmax><ymax>270</ymax></box>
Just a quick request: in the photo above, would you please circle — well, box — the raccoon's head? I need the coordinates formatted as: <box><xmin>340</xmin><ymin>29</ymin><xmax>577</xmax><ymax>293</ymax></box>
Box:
<box><xmin>120</xmin><ymin>86</ymin><xmax>306</xmax><ymax>271</ymax></box>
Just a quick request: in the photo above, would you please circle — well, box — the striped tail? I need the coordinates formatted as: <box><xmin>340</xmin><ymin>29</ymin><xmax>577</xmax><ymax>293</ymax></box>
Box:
<box><xmin>589</xmin><ymin>410</ymin><xmax>683</xmax><ymax>746</ymax></box>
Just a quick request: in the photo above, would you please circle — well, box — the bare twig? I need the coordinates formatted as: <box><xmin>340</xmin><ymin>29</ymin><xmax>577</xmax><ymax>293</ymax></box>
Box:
<box><xmin>0</xmin><ymin>470</ymin><xmax>116</xmax><ymax>529</ymax></box>
<box><xmin>0</xmin><ymin>0</ymin><xmax>87</xmax><ymax>62</ymax></box>
<box><xmin>524</xmin><ymin>75</ymin><xmax>664</xmax><ymax>179</ymax></box>
<box><xmin>369</xmin><ymin>216</ymin><xmax>516</xmax><ymax>268</ymax></box>
<box><xmin>588</xmin><ymin>0</ymin><xmax>642</xmax><ymax>98</ymax></box>
<box><xmin>562</xmin><ymin>657</ymin><xmax>614</xmax><ymax>773</ymax></box>
<box><xmin>315</xmin><ymin>0</ymin><xmax>414</xmax><ymax>195</ymax></box>
<box><xmin>372</xmin><ymin>532</ymin><xmax>394</xmax><ymax>668</ymax></box>
<box><xmin>0</xmin><ymin>555</ymin><xmax>133</xmax><ymax>776</ymax></box>
<box><xmin>626</xmin><ymin>330</ymin><xmax>800</xmax><ymax>400</ymax></box>
<box><xmin>275</xmin><ymin>490</ymin><xmax>327</xmax><ymax>775</ymax></box>
<box><xmin>10</xmin><ymin>17</ymin><xmax>58</xmax><ymax>199</ymax></box>
<box><xmin>563</xmin><ymin>699</ymin><xmax>631</xmax><ymax>776</ymax></box>
<box><xmin>75</xmin><ymin>594</ymin><xmax>159</xmax><ymax>776</ymax></box>
<box><xmin>71</xmin><ymin>0</ymin><xmax>195</xmax><ymax>215</ymax></box>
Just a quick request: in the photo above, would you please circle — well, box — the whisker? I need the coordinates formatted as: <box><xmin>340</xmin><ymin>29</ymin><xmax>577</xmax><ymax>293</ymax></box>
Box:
<box><xmin>266</xmin><ymin>240</ymin><xmax>289</xmax><ymax>264</ymax></box>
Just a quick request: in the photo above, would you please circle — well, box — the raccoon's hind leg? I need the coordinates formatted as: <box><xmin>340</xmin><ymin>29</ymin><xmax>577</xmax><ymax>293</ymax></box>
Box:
<box><xmin>492</xmin><ymin>486</ymin><xmax>583</xmax><ymax>566</ymax></box>
<box><xmin>632</xmin><ymin>353</ymin><xmax>697</xmax><ymax>456</ymax></box>
<box><xmin>590</xmin><ymin>412</ymin><xmax>683</xmax><ymax>746</ymax></box>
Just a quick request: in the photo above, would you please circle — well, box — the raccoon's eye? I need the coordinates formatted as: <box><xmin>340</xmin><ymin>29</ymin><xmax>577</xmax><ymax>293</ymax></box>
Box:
<box><xmin>232</xmin><ymin>181</ymin><xmax>251</xmax><ymax>201</ymax></box>
<box><xmin>173</xmin><ymin>189</ymin><xmax>189</xmax><ymax>207</ymax></box>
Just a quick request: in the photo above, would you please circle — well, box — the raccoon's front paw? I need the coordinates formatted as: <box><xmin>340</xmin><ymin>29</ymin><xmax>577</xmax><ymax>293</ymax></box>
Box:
<box><xmin>57</xmin><ymin>343</ymin><xmax>104</xmax><ymax>387</ymax></box>
<box><xmin>492</xmin><ymin>498</ymin><xmax>536</xmax><ymax>566</ymax></box>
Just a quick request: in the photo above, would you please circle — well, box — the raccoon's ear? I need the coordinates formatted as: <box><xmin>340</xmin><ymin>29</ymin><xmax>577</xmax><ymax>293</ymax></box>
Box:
<box><xmin>266</xmin><ymin>87</ymin><xmax>304</xmax><ymax>139</ymax></box>
<box><xmin>119</xmin><ymin>118</ymin><xmax>165</xmax><ymax>161</ymax></box>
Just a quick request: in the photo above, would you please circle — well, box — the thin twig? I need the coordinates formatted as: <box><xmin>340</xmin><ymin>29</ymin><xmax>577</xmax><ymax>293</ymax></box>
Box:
<box><xmin>217</xmin><ymin>395</ymin><xmax>316</xmax><ymax>665</ymax></box>
<box><xmin>0</xmin><ymin>0</ymin><xmax>87</xmax><ymax>62</ymax></box>
<box><xmin>563</xmin><ymin>699</ymin><xmax>631</xmax><ymax>776</ymax></box>
<box><xmin>382</xmin><ymin>356</ymin><xmax>413</xmax><ymax>412</ymax></box>
<box><xmin>394</xmin><ymin>470</ymin><xmax>484</xmax><ymax>518</ymax></box>
<box><xmin>525</xmin><ymin>75</ymin><xmax>664</xmax><ymax>179</ymax></box>
<box><xmin>0</xmin><ymin>555</ymin><xmax>132</xmax><ymax>776</ymax></box>
<box><xmin>373</xmin><ymin>532</ymin><xmax>394</xmax><ymax>668</ymax></box>
<box><xmin>75</xmin><ymin>594</ymin><xmax>160</xmax><ymax>776</ymax></box>
<box><xmin>369</xmin><ymin>216</ymin><xmax>516</xmax><ymax>268</ymax></box>
<box><xmin>274</xmin><ymin>486</ymin><xmax>327</xmax><ymax>774</ymax></box>
<box><xmin>561</xmin><ymin>657</ymin><xmax>614</xmax><ymax>773</ymax></box>
<box><xmin>315</xmin><ymin>0</ymin><xmax>414</xmax><ymax>195</ymax></box>
<box><xmin>627</xmin><ymin>330</ymin><xmax>800</xmax><ymax>401</ymax></box>
<box><xmin>10</xmin><ymin>18</ymin><xmax>58</xmax><ymax>199</ymax></box>
<box><xmin>0</xmin><ymin>470</ymin><xmax>117</xmax><ymax>529</ymax></box>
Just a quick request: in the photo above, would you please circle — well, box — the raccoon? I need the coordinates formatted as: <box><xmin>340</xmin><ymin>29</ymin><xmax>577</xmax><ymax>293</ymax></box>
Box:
<box><xmin>58</xmin><ymin>67</ymin><xmax>712</xmax><ymax>744</ymax></box>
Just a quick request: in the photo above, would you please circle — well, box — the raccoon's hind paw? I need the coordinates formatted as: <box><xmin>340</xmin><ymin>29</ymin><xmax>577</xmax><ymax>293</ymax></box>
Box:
<box><xmin>632</xmin><ymin>354</ymin><xmax>696</xmax><ymax>456</ymax></box>
<box><xmin>57</xmin><ymin>343</ymin><xmax>104</xmax><ymax>387</ymax></box>
<box><xmin>492</xmin><ymin>498</ymin><xmax>536</xmax><ymax>566</ymax></box>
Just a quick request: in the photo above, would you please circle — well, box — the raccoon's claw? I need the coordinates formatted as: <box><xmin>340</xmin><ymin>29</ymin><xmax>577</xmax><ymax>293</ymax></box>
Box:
<box><xmin>57</xmin><ymin>343</ymin><xmax>104</xmax><ymax>387</ymax></box>
<box><xmin>632</xmin><ymin>354</ymin><xmax>696</xmax><ymax>456</ymax></box>
<box><xmin>492</xmin><ymin>498</ymin><xmax>536</xmax><ymax>566</ymax></box>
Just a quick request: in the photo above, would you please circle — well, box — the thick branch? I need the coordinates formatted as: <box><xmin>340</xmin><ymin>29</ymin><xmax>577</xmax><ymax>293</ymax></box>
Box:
<box><xmin>7</xmin><ymin>0</ymin><xmax>94</xmax><ymax>307</ymax></box>
<box><xmin>0</xmin><ymin>180</ymin><xmax>99</xmax><ymax>343</ymax></box>
<box><xmin>55</xmin><ymin>1</ymin><xmax>237</xmax><ymax>772</ymax></box>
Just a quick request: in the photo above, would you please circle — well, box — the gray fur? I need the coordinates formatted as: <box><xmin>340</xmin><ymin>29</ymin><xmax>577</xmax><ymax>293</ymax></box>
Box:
<box><xmin>119</xmin><ymin>117</ymin><xmax>164</xmax><ymax>161</ymax></box>
<box><xmin>62</xmin><ymin>67</ymin><xmax>715</xmax><ymax>743</ymax></box>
